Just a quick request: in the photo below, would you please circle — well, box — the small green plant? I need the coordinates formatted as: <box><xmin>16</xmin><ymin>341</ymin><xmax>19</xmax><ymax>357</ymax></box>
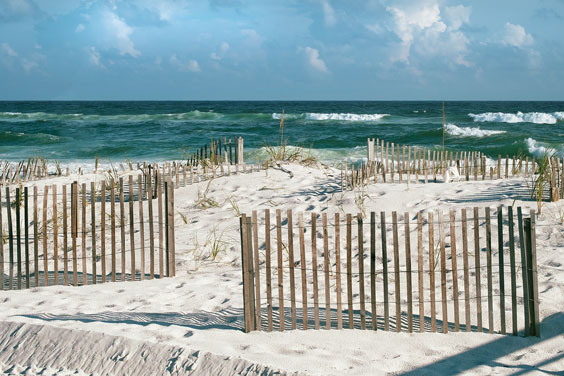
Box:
<box><xmin>227</xmin><ymin>196</ymin><xmax>241</xmax><ymax>217</ymax></box>
<box><xmin>195</xmin><ymin>179</ymin><xmax>219</xmax><ymax>209</ymax></box>
<box><xmin>354</xmin><ymin>189</ymin><xmax>369</xmax><ymax>219</ymax></box>
<box><xmin>178</xmin><ymin>211</ymin><xmax>189</xmax><ymax>224</ymax></box>
<box><xmin>528</xmin><ymin>151</ymin><xmax>554</xmax><ymax>214</ymax></box>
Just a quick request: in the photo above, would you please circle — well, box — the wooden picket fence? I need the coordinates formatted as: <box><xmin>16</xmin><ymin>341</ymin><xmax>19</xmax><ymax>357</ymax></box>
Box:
<box><xmin>0</xmin><ymin>175</ymin><xmax>176</xmax><ymax>290</ymax></box>
<box><xmin>343</xmin><ymin>138</ymin><xmax>549</xmax><ymax>189</ymax></box>
<box><xmin>1</xmin><ymin>137</ymin><xmax>246</xmax><ymax>186</ymax></box>
<box><xmin>1</xmin><ymin>157</ymin><xmax>64</xmax><ymax>186</ymax></box>
<box><xmin>239</xmin><ymin>207</ymin><xmax>540</xmax><ymax>337</ymax></box>
<box><xmin>186</xmin><ymin>137</ymin><xmax>244</xmax><ymax>166</ymax></box>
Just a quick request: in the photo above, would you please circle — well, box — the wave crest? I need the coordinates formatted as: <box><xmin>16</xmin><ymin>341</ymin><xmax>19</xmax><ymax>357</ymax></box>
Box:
<box><xmin>469</xmin><ymin>111</ymin><xmax>564</xmax><ymax>124</ymax></box>
<box><xmin>445</xmin><ymin>123</ymin><xmax>506</xmax><ymax>138</ymax></box>
<box><xmin>526</xmin><ymin>138</ymin><xmax>560</xmax><ymax>157</ymax></box>
<box><xmin>305</xmin><ymin>113</ymin><xmax>389</xmax><ymax>121</ymax></box>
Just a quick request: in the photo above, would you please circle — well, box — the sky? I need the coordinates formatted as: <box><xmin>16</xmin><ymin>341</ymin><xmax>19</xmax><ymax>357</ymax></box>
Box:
<box><xmin>0</xmin><ymin>0</ymin><xmax>563</xmax><ymax>100</ymax></box>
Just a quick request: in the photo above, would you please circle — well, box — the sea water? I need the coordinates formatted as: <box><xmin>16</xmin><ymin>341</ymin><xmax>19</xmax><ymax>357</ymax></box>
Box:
<box><xmin>0</xmin><ymin>101</ymin><xmax>563</xmax><ymax>167</ymax></box>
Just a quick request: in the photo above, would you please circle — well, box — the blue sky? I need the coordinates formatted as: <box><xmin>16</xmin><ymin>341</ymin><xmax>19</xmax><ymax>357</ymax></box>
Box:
<box><xmin>0</xmin><ymin>0</ymin><xmax>563</xmax><ymax>100</ymax></box>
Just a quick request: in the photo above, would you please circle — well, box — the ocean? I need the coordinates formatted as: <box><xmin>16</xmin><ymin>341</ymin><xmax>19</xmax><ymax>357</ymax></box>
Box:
<box><xmin>1</xmin><ymin>101</ymin><xmax>563</xmax><ymax>167</ymax></box>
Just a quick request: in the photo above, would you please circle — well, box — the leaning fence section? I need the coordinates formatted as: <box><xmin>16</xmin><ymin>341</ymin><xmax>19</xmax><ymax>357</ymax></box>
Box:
<box><xmin>0</xmin><ymin>175</ymin><xmax>176</xmax><ymax>291</ymax></box>
<box><xmin>1</xmin><ymin>137</ymin><xmax>247</xmax><ymax>186</ymax></box>
<box><xmin>238</xmin><ymin>207</ymin><xmax>540</xmax><ymax>337</ymax></box>
<box><xmin>186</xmin><ymin>136</ymin><xmax>244</xmax><ymax>166</ymax></box>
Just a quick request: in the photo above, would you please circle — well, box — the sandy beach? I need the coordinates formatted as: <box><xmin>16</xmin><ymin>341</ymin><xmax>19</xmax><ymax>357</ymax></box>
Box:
<box><xmin>0</xmin><ymin>161</ymin><xmax>562</xmax><ymax>375</ymax></box>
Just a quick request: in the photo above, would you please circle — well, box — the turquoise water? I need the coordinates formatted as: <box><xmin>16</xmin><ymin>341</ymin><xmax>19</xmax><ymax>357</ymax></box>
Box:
<box><xmin>0</xmin><ymin>101</ymin><xmax>563</xmax><ymax>164</ymax></box>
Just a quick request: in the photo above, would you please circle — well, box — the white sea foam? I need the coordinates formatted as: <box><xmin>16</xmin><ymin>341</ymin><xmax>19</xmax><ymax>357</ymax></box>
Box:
<box><xmin>469</xmin><ymin>111</ymin><xmax>564</xmax><ymax>124</ymax></box>
<box><xmin>305</xmin><ymin>113</ymin><xmax>389</xmax><ymax>121</ymax></box>
<box><xmin>271</xmin><ymin>113</ymin><xmax>304</xmax><ymax>120</ymax></box>
<box><xmin>526</xmin><ymin>138</ymin><xmax>559</xmax><ymax>157</ymax></box>
<box><xmin>445</xmin><ymin>123</ymin><xmax>506</xmax><ymax>137</ymax></box>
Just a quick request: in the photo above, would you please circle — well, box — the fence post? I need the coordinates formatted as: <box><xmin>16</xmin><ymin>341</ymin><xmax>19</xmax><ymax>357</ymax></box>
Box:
<box><xmin>237</xmin><ymin>137</ymin><xmax>244</xmax><ymax>165</ymax></box>
<box><xmin>240</xmin><ymin>214</ymin><xmax>256</xmax><ymax>332</ymax></box>
<box><xmin>165</xmin><ymin>180</ymin><xmax>169</xmax><ymax>278</ymax></box>
<box><xmin>171</xmin><ymin>179</ymin><xmax>176</xmax><ymax>277</ymax></box>
<box><xmin>524</xmin><ymin>214</ymin><xmax>540</xmax><ymax>337</ymax></box>
<box><xmin>6</xmin><ymin>187</ymin><xmax>14</xmax><ymax>290</ymax></box>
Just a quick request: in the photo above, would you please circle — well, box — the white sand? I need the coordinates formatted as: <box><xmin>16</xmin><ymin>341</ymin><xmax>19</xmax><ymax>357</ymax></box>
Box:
<box><xmin>1</xmin><ymin>162</ymin><xmax>563</xmax><ymax>375</ymax></box>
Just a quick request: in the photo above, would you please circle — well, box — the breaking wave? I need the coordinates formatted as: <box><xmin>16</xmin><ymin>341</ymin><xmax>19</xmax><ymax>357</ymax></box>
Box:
<box><xmin>525</xmin><ymin>138</ymin><xmax>560</xmax><ymax>157</ymax></box>
<box><xmin>469</xmin><ymin>111</ymin><xmax>564</xmax><ymax>124</ymax></box>
<box><xmin>445</xmin><ymin>123</ymin><xmax>506</xmax><ymax>138</ymax></box>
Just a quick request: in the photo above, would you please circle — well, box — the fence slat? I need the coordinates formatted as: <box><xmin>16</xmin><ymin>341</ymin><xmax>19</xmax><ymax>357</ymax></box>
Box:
<box><xmin>474</xmin><ymin>207</ymin><xmax>483</xmax><ymax>332</ymax></box>
<box><xmin>119</xmin><ymin>179</ymin><xmax>126</xmax><ymax>282</ymax></box>
<box><xmin>404</xmin><ymin>212</ymin><xmax>413</xmax><ymax>333</ymax></box>
<box><xmin>450</xmin><ymin>210</ymin><xmax>460</xmax><ymax>331</ymax></box>
<box><xmin>323</xmin><ymin>213</ymin><xmax>331</xmax><ymax>330</ymax></box>
<box><xmin>346</xmin><ymin>214</ymin><xmax>353</xmax><ymax>329</ymax></box>
<box><xmin>287</xmin><ymin>210</ymin><xmax>297</xmax><ymax>330</ymax></box>
<box><xmin>392</xmin><ymin>211</ymin><xmax>401</xmax><ymax>332</ymax></box>
<box><xmin>138</xmin><ymin>175</ymin><xmax>145</xmax><ymax>281</ymax></box>
<box><xmin>417</xmin><ymin>212</ymin><xmax>424</xmax><ymax>333</ymax></box>
<box><xmin>252</xmin><ymin>210</ymin><xmax>262</xmax><ymax>331</ymax></box>
<box><xmin>71</xmin><ymin>184</ymin><xmax>78</xmax><ymax>286</ymax></box>
<box><xmin>528</xmin><ymin>210</ymin><xmax>540</xmax><ymax>337</ymax></box>
<box><xmin>82</xmin><ymin>183</ymin><xmax>87</xmax><ymax>286</ymax></box>
<box><xmin>311</xmin><ymin>212</ymin><xmax>319</xmax><ymax>330</ymax></box>
<box><xmin>158</xmin><ymin>173</ymin><xmax>164</xmax><ymax>278</ymax></box>
<box><xmin>358</xmin><ymin>214</ymin><xmax>366</xmax><ymax>330</ymax></box>
<box><xmin>381</xmin><ymin>212</ymin><xmax>389</xmax><ymax>331</ymax></box>
<box><xmin>100</xmin><ymin>182</ymin><xmax>106</xmax><ymax>283</ymax></box>
<box><xmin>129</xmin><ymin>176</ymin><xmax>136</xmax><ymax>281</ymax></box>
<box><xmin>265</xmin><ymin>209</ymin><xmax>273</xmax><ymax>331</ymax></box>
<box><xmin>462</xmin><ymin>209</ymin><xmax>470</xmax><ymax>331</ymax></box>
<box><xmin>276</xmin><ymin>209</ymin><xmax>284</xmax><ymax>331</ymax></box>
<box><xmin>485</xmin><ymin>207</ymin><xmax>494</xmax><ymax>333</ymax></box>
<box><xmin>334</xmin><ymin>213</ymin><xmax>343</xmax><ymax>329</ymax></box>
<box><xmin>439</xmin><ymin>211</ymin><xmax>448</xmax><ymax>333</ymax></box>
<box><xmin>245</xmin><ymin>216</ymin><xmax>256</xmax><ymax>331</ymax></box>
<box><xmin>240</xmin><ymin>214</ymin><xmax>252</xmax><ymax>333</ymax></box>
<box><xmin>508</xmin><ymin>206</ymin><xmax>518</xmax><ymax>336</ymax></box>
<box><xmin>517</xmin><ymin>207</ymin><xmax>529</xmax><ymax>336</ymax></box>
<box><xmin>371</xmin><ymin>212</ymin><xmax>377</xmax><ymax>331</ymax></box>
<box><xmin>90</xmin><ymin>183</ymin><xmax>96</xmax><ymax>284</ymax></box>
<box><xmin>111</xmin><ymin>180</ymin><xmax>116</xmax><ymax>282</ymax></box>
<box><xmin>429</xmin><ymin>211</ymin><xmax>436</xmax><ymax>332</ymax></box>
<box><xmin>497</xmin><ymin>207</ymin><xmax>506</xmax><ymax>334</ymax></box>
<box><xmin>6</xmin><ymin>188</ymin><xmax>14</xmax><ymax>290</ymax></box>
<box><xmin>16</xmin><ymin>188</ymin><xmax>22</xmax><ymax>289</ymax></box>
<box><xmin>43</xmin><ymin>185</ymin><xmax>49</xmax><ymax>287</ymax></box>
<box><xmin>298</xmin><ymin>212</ymin><xmax>308</xmax><ymax>330</ymax></box>
<box><xmin>52</xmin><ymin>184</ymin><xmax>59</xmax><ymax>285</ymax></box>
<box><xmin>24</xmin><ymin>188</ymin><xmax>29</xmax><ymax>288</ymax></box>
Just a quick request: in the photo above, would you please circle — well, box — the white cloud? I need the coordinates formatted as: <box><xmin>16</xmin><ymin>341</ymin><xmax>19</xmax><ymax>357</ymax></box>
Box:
<box><xmin>444</xmin><ymin>5</ymin><xmax>471</xmax><ymax>31</ymax></box>
<box><xmin>87</xmin><ymin>46</ymin><xmax>104</xmax><ymax>68</ymax></box>
<box><xmin>386</xmin><ymin>2</ymin><xmax>471</xmax><ymax>67</ymax></box>
<box><xmin>103</xmin><ymin>11</ymin><xmax>140</xmax><ymax>57</ymax></box>
<box><xmin>170</xmin><ymin>54</ymin><xmax>200</xmax><ymax>72</ymax></box>
<box><xmin>304</xmin><ymin>47</ymin><xmax>328</xmax><ymax>72</ymax></box>
<box><xmin>211</xmin><ymin>42</ymin><xmax>230</xmax><ymax>61</ymax></box>
<box><xmin>21</xmin><ymin>57</ymin><xmax>38</xmax><ymax>72</ymax></box>
<box><xmin>502</xmin><ymin>22</ymin><xmax>534</xmax><ymax>48</ymax></box>
<box><xmin>75</xmin><ymin>23</ymin><xmax>85</xmax><ymax>33</ymax></box>
<box><xmin>387</xmin><ymin>3</ymin><xmax>445</xmax><ymax>63</ymax></box>
<box><xmin>1</xmin><ymin>43</ymin><xmax>17</xmax><ymax>57</ymax></box>
<box><xmin>241</xmin><ymin>29</ymin><xmax>264</xmax><ymax>45</ymax></box>
<box><xmin>321</xmin><ymin>0</ymin><xmax>336</xmax><ymax>26</ymax></box>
